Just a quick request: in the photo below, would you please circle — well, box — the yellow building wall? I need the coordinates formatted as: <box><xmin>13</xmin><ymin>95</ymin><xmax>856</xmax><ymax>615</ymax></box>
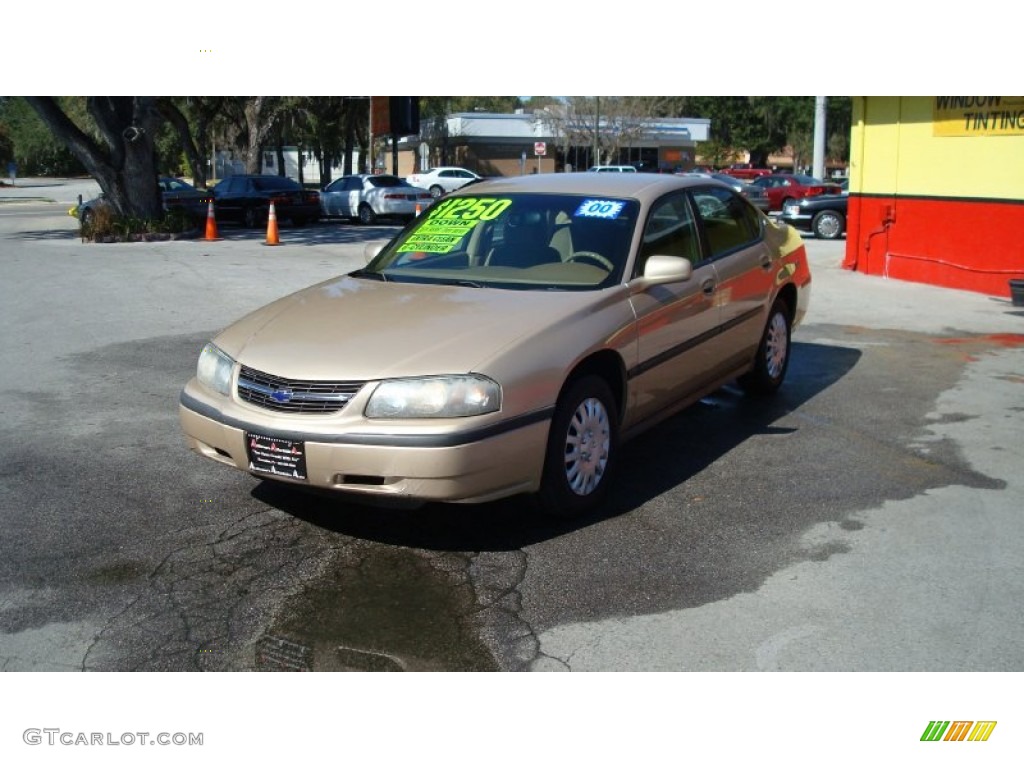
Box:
<box><xmin>853</xmin><ymin>96</ymin><xmax>1024</xmax><ymax>198</ymax></box>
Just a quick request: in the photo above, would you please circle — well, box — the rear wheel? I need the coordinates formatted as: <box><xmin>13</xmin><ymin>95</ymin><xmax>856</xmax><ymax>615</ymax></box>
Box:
<box><xmin>739</xmin><ymin>298</ymin><xmax>791</xmax><ymax>395</ymax></box>
<box><xmin>536</xmin><ymin>375</ymin><xmax>618</xmax><ymax>518</ymax></box>
<box><xmin>429</xmin><ymin>185</ymin><xmax>444</xmax><ymax>198</ymax></box>
<box><xmin>358</xmin><ymin>203</ymin><xmax>377</xmax><ymax>225</ymax></box>
<box><xmin>812</xmin><ymin>210</ymin><xmax>845</xmax><ymax>239</ymax></box>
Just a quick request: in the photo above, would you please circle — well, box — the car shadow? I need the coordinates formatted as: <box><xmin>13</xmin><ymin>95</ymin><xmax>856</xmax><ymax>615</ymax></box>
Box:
<box><xmin>252</xmin><ymin>340</ymin><xmax>861</xmax><ymax>551</ymax></box>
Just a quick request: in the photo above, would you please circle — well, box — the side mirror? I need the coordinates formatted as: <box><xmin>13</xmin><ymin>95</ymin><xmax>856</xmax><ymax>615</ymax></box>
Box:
<box><xmin>633</xmin><ymin>255</ymin><xmax>693</xmax><ymax>289</ymax></box>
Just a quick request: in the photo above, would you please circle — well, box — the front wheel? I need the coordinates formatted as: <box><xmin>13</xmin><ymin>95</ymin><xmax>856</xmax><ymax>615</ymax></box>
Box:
<box><xmin>358</xmin><ymin>204</ymin><xmax>377</xmax><ymax>225</ymax></box>
<box><xmin>812</xmin><ymin>210</ymin><xmax>845</xmax><ymax>239</ymax></box>
<box><xmin>243</xmin><ymin>206</ymin><xmax>263</xmax><ymax>229</ymax></box>
<box><xmin>535</xmin><ymin>375</ymin><xmax>618</xmax><ymax>518</ymax></box>
<box><xmin>739</xmin><ymin>298</ymin><xmax>791</xmax><ymax>395</ymax></box>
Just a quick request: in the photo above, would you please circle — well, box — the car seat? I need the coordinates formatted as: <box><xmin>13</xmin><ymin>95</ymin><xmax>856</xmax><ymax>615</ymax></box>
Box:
<box><xmin>486</xmin><ymin>210</ymin><xmax>562</xmax><ymax>268</ymax></box>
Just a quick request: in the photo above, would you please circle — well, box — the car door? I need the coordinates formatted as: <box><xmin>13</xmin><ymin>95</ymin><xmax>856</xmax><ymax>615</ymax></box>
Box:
<box><xmin>335</xmin><ymin>177</ymin><xmax>360</xmax><ymax>218</ymax></box>
<box><xmin>218</xmin><ymin>177</ymin><xmax>247</xmax><ymax>221</ymax></box>
<box><xmin>626</xmin><ymin>192</ymin><xmax>727</xmax><ymax>428</ymax></box>
<box><xmin>321</xmin><ymin>178</ymin><xmax>344</xmax><ymax>217</ymax></box>
<box><xmin>690</xmin><ymin>185</ymin><xmax>777</xmax><ymax>369</ymax></box>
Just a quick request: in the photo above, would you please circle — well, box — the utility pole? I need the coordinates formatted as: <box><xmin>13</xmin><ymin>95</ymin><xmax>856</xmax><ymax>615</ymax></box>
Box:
<box><xmin>813</xmin><ymin>96</ymin><xmax>827</xmax><ymax>179</ymax></box>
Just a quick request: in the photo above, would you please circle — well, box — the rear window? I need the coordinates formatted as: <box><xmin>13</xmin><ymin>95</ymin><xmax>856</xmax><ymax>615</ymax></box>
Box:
<box><xmin>253</xmin><ymin>177</ymin><xmax>301</xmax><ymax>191</ymax></box>
<box><xmin>367</xmin><ymin>176</ymin><xmax>407</xmax><ymax>188</ymax></box>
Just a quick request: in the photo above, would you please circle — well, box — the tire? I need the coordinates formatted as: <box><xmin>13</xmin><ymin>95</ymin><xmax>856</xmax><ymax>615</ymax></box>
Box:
<box><xmin>536</xmin><ymin>375</ymin><xmax>618</xmax><ymax>518</ymax></box>
<box><xmin>358</xmin><ymin>203</ymin><xmax>377</xmax><ymax>225</ymax></box>
<box><xmin>739</xmin><ymin>298</ymin><xmax>792</xmax><ymax>395</ymax></box>
<box><xmin>811</xmin><ymin>210</ymin><xmax>845</xmax><ymax>240</ymax></box>
<box><xmin>429</xmin><ymin>185</ymin><xmax>444</xmax><ymax>199</ymax></box>
<box><xmin>243</xmin><ymin>206</ymin><xmax>262</xmax><ymax>229</ymax></box>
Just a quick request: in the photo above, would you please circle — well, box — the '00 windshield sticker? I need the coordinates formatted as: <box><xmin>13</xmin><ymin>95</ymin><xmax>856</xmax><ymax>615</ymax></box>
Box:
<box><xmin>575</xmin><ymin>199</ymin><xmax>626</xmax><ymax>219</ymax></box>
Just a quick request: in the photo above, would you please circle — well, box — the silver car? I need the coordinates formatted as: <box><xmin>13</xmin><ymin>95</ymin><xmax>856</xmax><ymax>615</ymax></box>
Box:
<box><xmin>321</xmin><ymin>174</ymin><xmax>433</xmax><ymax>225</ymax></box>
<box><xmin>180</xmin><ymin>173</ymin><xmax>811</xmax><ymax>518</ymax></box>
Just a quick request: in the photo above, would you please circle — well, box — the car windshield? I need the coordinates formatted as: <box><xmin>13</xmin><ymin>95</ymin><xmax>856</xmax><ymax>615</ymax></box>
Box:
<box><xmin>792</xmin><ymin>175</ymin><xmax>826</xmax><ymax>185</ymax></box>
<box><xmin>360</xmin><ymin>193</ymin><xmax>639</xmax><ymax>291</ymax></box>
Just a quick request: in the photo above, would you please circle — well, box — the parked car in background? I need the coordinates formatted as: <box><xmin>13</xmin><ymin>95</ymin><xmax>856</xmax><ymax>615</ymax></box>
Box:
<box><xmin>678</xmin><ymin>172</ymin><xmax>771</xmax><ymax>213</ymax></box>
<box><xmin>321</xmin><ymin>174</ymin><xmax>433</xmax><ymax>225</ymax></box>
<box><xmin>748</xmin><ymin>174</ymin><xmax>844</xmax><ymax>211</ymax></box>
<box><xmin>210</xmin><ymin>175</ymin><xmax>320</xmax><ymax>227</ymax></box>
<box><xmin>720</xmin><ymin>163</ymin><xmax>771</xmax><ymax>181</ymax></box>
<box><xmin>179</xmin><ymin>172</ymin><xmax>811</xmax><ymax>519</ymax></box>
<box><xmin>588</xmin><ymin>165</ymin><xmax>637</xmax><ymax>173</ymax></box>
<box><xmin>76</xmin><ymin>177</ymin><xmax>211</xmax><ymax>225</ymax></box>
<box><xmin>779</xmin><ymin>194</ymin><xmax>847</xmax><ymax>239</ymax></box>
<box><xmin>406</xmin><ymin>167</ymin><xmax>482</xmax><ymax>198</ymax></box>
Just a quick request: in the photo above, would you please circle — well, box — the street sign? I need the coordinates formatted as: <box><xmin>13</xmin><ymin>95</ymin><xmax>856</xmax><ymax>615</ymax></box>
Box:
<box><xmin>534</xmin><ymin>142</ymin><xmax>547</xmax><ymax>156</ymax></box>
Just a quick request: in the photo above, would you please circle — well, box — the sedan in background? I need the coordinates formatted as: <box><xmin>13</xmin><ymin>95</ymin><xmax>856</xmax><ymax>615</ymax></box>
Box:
<box><xmin>76</xmin><ymin>177</ymin><xmax>211</xmax><ymax>225</ymax></box>
<box><xmin>321</xmin><ymin>175</ymin><xmax>433</xmax><ymax>225</ymax></box>
<box><xmin>678</xmin><ymin>172</ymin><xmax>771</xmax><ymax>213</ymax></box>
<box><xmin>780</xmin><ymin>194</ymin><xmax>847</xmax><ymax>239</ymax></box>
<box><xmin>179</xmin><ymin>173</ymin><xmax>811</xmax><ymax>519</ymax></box>
<box><xmin>749</xmin><ymin>174</ymin><xmax>843</xmax><ymax>212</ymax></box>
<box><xmin>210</xmin><ymin>175</ymin><xmax>320</xmax><ymax>227</ymax></box>
<box><xmin>406</xmin><ymin>167</ymin><xmax>482</xmax><ymax>198</ymax></box>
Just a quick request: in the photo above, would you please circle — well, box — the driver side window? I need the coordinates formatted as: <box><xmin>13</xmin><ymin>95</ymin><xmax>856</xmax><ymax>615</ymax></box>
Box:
<box><xmin>634</xmin><ymin>193</ymin><xmax>699</xmax><ymax>278</ymax></box>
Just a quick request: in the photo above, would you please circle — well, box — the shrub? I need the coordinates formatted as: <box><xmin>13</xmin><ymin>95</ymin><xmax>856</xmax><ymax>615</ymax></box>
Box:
<box><xmin>80</xmin><ymin>204</ymin><xmax>200</xmax><ymax>242</ymax></box>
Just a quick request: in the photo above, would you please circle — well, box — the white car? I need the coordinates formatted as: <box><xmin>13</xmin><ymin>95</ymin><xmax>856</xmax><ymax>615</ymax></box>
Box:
<box><xmin>405</xmin><ymin>167</ymin><xmax>482</xmax><ymax>198</ymax></box>
<box><xmin>320</xmin><ymin>174</ymin><xmax>433</xmax><ymax>225</ymax></box>
<box><xmin>588</xmin><ymin>165</ymin><xmax>637</xmax><ymax>173</ymax></box>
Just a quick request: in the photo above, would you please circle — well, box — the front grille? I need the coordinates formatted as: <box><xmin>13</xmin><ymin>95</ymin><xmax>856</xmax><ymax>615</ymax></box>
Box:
<box><xmin>237</xmin><ymin>365</ymin><xmax>364</xmax><ymax>414</ymax></box>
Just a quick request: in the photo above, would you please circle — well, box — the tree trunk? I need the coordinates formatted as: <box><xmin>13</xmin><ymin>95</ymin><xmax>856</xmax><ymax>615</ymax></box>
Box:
<box><xmin>25</xmin><ymin>96</ymin><xmax>163</xmax><ymax>219</ymax></box>
<box><xmin>158</xmin><ymin>99</ymin><xmax>206</xmax><ymax>187</ymax></box>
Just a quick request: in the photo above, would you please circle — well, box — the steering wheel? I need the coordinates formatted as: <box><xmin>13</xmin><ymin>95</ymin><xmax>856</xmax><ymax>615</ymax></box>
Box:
<box><xmin>568</xmin><ymin>251</ymin><xmax>615</xmax><ymax>271</ymax></box>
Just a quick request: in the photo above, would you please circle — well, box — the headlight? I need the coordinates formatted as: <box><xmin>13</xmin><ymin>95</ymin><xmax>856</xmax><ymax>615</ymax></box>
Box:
<box><xmin>365</xmin><ymin>375</ymin><xmax>500</xmax><ymax>419</ymax></box>
<box><xmin>196</xmin><ymin>343</ymin><xmax>235</xmax><ymax>396</ymax></box>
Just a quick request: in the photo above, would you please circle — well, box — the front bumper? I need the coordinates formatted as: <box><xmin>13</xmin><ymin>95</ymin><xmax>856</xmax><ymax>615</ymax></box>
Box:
<box><xmin>178</xmin><ymin>380</ymin><xmax>550</xmax><ymax>505</ymax></box>
<box><xmin>778</xmin><ymin>212</ymin><xmax>813</xmax><ymax>232</ymax></box>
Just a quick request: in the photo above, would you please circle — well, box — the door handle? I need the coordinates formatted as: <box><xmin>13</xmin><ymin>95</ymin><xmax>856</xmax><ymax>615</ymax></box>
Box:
<box><xmin>701</xmin><ymin>278</ymin><xmax>716</xmax><ymax>295</ymax></box>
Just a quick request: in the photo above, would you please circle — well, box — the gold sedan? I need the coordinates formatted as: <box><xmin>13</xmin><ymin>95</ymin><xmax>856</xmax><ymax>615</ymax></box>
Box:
<box><xmin>179</xmin><ymin>173</ymin><xmax>811</xmax><ymax>517</ymax></box>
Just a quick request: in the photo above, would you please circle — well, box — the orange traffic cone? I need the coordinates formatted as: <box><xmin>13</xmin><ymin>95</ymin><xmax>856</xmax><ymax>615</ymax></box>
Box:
<box><xmin>415</xmin><ymin>203</ymin><xmax>422</xmax><ymax>217</ymax></box>
<box><xmin>264</xmin><ymin>202</ymin><xmax>280</xmax><ymax>246</ymax></box>
<box><xmin>203</xmin><ymin>199</ymin><xmax>221</xmax><ymax>241</ymax></box>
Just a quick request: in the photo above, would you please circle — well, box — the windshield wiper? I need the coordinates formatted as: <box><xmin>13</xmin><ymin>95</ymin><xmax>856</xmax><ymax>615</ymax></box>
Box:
<box><xmin>432</xmin><ymin>278</ymin><xmax>486</xmax><ymax>288</ymax></box>
<box><xmin>349</xmin><ymin>269</ymin><xmax>388</xmax><ymax>281</ymax></box>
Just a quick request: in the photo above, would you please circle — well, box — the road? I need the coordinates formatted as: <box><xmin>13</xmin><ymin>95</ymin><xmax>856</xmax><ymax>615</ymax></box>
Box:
<box><xmin>1</xmin><ymin>189</ymin><xmax>1022</xmax><ymax>672</ymax></box>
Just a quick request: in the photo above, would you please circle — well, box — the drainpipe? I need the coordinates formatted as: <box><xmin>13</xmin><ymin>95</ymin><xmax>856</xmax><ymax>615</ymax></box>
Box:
<box><xmin>863</xmin><ymin>203</ymin><xmax>896</xmax><ymax>274</ymax></box>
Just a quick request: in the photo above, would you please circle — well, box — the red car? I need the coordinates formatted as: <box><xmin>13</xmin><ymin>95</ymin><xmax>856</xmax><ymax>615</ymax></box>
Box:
<box><xmin>720</xmin><ymin>163</ymin><xmax>771</xmax><ymax>181</ymax></box>
<box><xmin>749</xmin><ymin>174</ymin><xmax>843</xmax><ymax>212</ymax></box>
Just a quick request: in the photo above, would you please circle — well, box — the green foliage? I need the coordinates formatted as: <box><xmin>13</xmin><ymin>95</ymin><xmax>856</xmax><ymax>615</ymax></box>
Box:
<box><xmin>0</xmin><ymin>97</ymin><xmax>86</xmax><ymax>175</ymax></box>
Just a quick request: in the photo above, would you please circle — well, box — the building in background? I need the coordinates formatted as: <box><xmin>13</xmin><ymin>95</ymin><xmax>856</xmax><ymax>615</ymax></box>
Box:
<box><xmin>844</xmin><ymin>97</ymin><xmax>1024</xmax><ymax>298</ymax></box>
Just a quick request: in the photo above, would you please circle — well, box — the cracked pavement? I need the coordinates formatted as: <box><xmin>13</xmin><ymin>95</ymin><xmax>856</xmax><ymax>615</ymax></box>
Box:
<box><xmin>2</xmin><ymin>198</ymin><xmax>1022</xmax><ymax>673</ymax></box>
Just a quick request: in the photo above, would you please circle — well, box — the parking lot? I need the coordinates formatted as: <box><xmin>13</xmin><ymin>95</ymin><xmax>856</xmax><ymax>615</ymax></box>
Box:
<box><xmin>1</xmin><ymin>179</ymin><xmax>1023</xmax><ymax>672</ymax></box>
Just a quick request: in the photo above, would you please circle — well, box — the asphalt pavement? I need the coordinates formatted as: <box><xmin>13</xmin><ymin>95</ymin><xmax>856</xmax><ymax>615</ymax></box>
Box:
<box><xmin>1</xmin><ymin>185</ymin><xmax>1022</xmax><ymax>676</ymax></box>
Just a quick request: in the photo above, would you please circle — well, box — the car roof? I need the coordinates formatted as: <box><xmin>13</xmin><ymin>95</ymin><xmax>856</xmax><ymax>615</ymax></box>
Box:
<box><xmin>448</xmin><ymin>171</ymin><xmax>726</xmax><ymax>204</ymax></box>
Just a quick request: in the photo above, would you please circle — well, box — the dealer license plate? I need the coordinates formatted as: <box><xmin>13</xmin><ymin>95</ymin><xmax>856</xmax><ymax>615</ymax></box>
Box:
<box><xmin>246</xmin><ymin>432</ymin><xmax>308</xmax><ymax>481</ymax></box>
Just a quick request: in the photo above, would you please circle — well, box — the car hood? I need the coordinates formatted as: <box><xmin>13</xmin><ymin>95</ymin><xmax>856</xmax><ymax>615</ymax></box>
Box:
<box><xmin>212</xmin><ymin>274</ymin><xmax>605</xmax><ymax>380</ymax></box>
